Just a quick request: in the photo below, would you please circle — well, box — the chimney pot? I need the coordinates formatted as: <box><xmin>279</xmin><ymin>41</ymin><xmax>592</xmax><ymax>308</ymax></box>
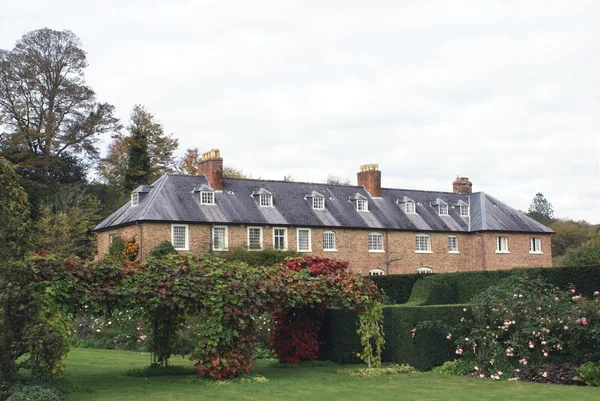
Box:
<box><xmin>453</xmin><ymin>176</ymin><xmax>472</xmax><ymax>194</ymax></box>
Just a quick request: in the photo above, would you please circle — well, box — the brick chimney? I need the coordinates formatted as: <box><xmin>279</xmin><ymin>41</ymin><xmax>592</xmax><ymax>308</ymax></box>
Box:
<box><xmin>197</xmin><ymin>149</ymin><xmax>223</xmax><ymax>190</ymax></box>
<box><xmin>357</xmin><ymin>164</ymin><xmax>381</xmax><ymax>197</ymax></box>
<box><xmin>452</xmin><ymin>176</ymin><xmax>472</xmax><ymax>194</ymax></box>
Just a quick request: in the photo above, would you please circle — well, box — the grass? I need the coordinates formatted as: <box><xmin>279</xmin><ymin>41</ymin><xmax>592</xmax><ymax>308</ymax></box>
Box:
<box><xmin>62</xmin><ymin>348</ymin><xmax>599</xmax><ymax>401</ymax></box>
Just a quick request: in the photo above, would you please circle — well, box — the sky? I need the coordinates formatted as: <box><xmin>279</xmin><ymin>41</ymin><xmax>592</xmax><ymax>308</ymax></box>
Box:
<box><xmin>1</xmin><ymin>0</ymin><xmax>598</xmax><ymax>223</ymax></box>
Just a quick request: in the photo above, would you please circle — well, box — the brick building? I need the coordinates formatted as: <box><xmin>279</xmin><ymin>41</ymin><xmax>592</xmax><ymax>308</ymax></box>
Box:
<box><xmin>94</xmin><ymin>149</ymin><xmax>553</xmax><ymax>275</ymax></box>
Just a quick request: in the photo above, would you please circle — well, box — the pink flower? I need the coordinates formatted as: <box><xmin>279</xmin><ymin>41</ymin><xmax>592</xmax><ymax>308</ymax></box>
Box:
<box><xmin>519</xmin><ymin>358</ymin><xmax>528</xmax><ymax>365</ymax></box>
<box><xmin>576</xmin><ymin>318</ymin><xmax>582</xmax><ymax>324</ymax></box>
<box><xmin>506</xmin><ymin>347</ymin><xmax>514</xmax><ymax>357</ymax></box>
<box><xmin>542</xmin><ymin>371</ymin><xmax>548</xmax><ymax>378</ymax></box>
<box><xmin>594</xmin><ymin>291</ymin><xmax>599</xmax><ymax>296</ymax></box>
<box><xmin>529</xmin><ymin>341</ymin><xmax>535</xmax><ymax>349</ymax></box>
<box><xmin>446</xmin><ymin>333</ymin><xmax>452</xmax><ymax>340</ymax></box>
<box><xmin>564</xmin><ymin>326</ymin><xmax>569</xmax><ymax>331</ymax></box>
<box><xmin>571</xmin><ymin>289</ymin><xmax>576</xmax><ymax>294</ymax></box>
<box><xmin>543</xmin><ymin>351</ymin><xmax>548</xmax><ymax>357</ymax></box>
<box><xmin>581</xmin><ymin>317</ymin><xmax>588</xmax><ymax>325</ymax></box>
<box><xmin>455</xmin><ymin>348</ymin><xmax>463</xmax><ymax>355</ymax></box>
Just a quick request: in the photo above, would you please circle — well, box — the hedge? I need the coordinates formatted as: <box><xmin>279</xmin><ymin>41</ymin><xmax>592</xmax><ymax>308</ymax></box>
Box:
<box><xmin>320</xmin><ymin>304</ymin><xmax>468</xmax><ymax>371</ymax></box>
<box><xmin>367</xmin><ymin>274</ymin><xmax>424</xmax><ymax>304</ymax></box>
<box><xmin>219</xmin><ymin>248</ymin><xmax>300</xmax><ymax>266</ymax></box>
<box><xmin>369</xmin><ymin>266</ymin><xmax>600</xmax><ymax>306</ymax></box>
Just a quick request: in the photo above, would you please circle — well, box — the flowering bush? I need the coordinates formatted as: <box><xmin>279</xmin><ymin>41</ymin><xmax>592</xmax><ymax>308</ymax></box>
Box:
<box><xmin>451</xmin><ymin>276</ymin><xmax>600</xmax><ymax>381</ymax></box>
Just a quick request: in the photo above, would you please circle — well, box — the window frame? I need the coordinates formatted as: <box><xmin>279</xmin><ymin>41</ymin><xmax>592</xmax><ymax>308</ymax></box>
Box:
<box><xmin>405</xmin><ymin>202</ymin><xmax>416</xmax><ymax>214</ymax></box>
<box><xmin>529</xmin><ymin>237</ymin><xmax>542</xmax><ymax>254</ymax></box>
<box><xmin>131</xmin><ymin>192</ymin><xmax>139</xmax><ymax>207</ymax></box>
<box><xmin>171</xmin><ymin>224</ymin><xmax>189</xmax><ymax>251</ymax></box>
<box><xmin>417</xmin><ymin>267</ymin><xmax>433</xmax><ymax>274</ymax></box>
<box><xmin>297</xmin><ymin>228</ymin><xmax>312</xmax><ymax>252</ymax></box>
<box><xmin>323</xmin><ymin>231</ymin><xmax>336</xmax><ymax>251</ymax></box>
<box><xmin>247</xmin><ymin>226</ymin><xmax>263</xmax><ymax>250</ymax></box>
<box><xmin>495</xmin><ymin>236</ymin><xmax>509</xmax><ymax>253</ymax></box>
<box><xmin>312</xmin><ymin>196</ymin><xmax>325</xmax><ymax>210</ymax></box>
<box><xmin>415</xmin><ymin>234</ymin><xmax>432</xmax><ymax>253</ymax></box>
<box><xmin>259</xmin><ymin>194</ymin><xmax>273</xmax><ymax>207</ymax></box>
<box><xmin>369</xmin><ymin>268</ymin><xmax>385</xmax><ymax>276</ymax></box>
<box><xmin>108</xmin><ymin>234</ymin><xmax>116</xmax><ymax>246</ymax></box>
<box><xmin>356</xmin><ymin>199</ymin><xmax>368</xmax><ymax>212</ymax></box>
<box><xmin>448</xmin><ymin>235</ymin><xmax>459</xmax><ymax>253</ymax></box>
<box><xmin>459</xmin><ymin>205</ymin><xmax>469</xmax><ymax>217</ymax></box>
<box><xmin>438</xmin><ymin>204</ymin><xmax>449</xmax><ymax>216</ymax></box>
<box><xmin>200</xmin><ymin>191</ymin><xmax>215</xmax><ymax>205</ymax></box>
<box><xmin>273</xmin><ymin>227</ymin><xmax>288</xmax><ymax>251</ymax></box>
<box><xmin>212</xmin><ymin>225</ymin><xmax>228</xmax><ymax>251</ymax></box>
<box><xmin>368</xmin><ymin>232</ymin><xmax>384</xmax><ymax>253</ymax></box>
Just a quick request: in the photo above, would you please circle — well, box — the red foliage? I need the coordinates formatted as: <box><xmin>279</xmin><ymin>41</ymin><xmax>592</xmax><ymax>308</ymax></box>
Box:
<box><xmin>283</xmin><ymin>256</ymin><xmax>348</xmax><ymax>277</ymax></box>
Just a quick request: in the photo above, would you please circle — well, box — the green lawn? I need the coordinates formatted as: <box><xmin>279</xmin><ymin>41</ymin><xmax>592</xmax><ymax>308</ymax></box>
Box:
<box><xmin>63</xmin><ymin>348</ymin><xmax>598</xmax><ymax>401</ymax></box>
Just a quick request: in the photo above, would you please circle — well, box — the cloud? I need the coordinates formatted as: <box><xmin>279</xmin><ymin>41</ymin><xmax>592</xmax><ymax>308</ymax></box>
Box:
<box><xmin>0</xmin><ymin>0</ymin><xmax>598</xmax><ymax>222</ymax></box>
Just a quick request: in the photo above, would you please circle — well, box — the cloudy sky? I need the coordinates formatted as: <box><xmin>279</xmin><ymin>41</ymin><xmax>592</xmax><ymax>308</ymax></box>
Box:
<box><xmin>1</xmin><ymin>0</ymin><xmax>598</xmax><ymax>222</ymax></box>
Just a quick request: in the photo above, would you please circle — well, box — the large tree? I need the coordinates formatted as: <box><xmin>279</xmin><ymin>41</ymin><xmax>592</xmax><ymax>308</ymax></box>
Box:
<box><xmin>101</xmin><ymin>105</ymin><xmax>178</xmax><ymax>192</ymax></box>
<box><xmin>526</xmin><ymin>192</ymin><xmax>554</xmax><ymax>226</ymax></box>
<box><xmin>0</xmin><ymin>28</ymin><xmax>120</xmax><ymax>186</ymax></box>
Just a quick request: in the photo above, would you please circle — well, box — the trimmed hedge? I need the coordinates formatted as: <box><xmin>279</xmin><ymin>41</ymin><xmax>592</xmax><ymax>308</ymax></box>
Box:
<box><xmin>367</xmin><ymin>274</ymin><xmax>424</xmax><ymax>304</ymax></box>
<box><xmin>320</xmin><ymin>304</ymin><xmax>468</xmax><ymax>371</ymax></box>
<box><xmin>370</xmin><ymin>266</ymin><xmax>600</xmax><ymax>306</ymax></box>
<box><xmin>219</xmin><ymin>248</ymin><xmax>300</xmax><ymax>267</ymax></box>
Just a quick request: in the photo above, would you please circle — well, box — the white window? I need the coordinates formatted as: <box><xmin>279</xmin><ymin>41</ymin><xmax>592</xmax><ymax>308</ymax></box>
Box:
<box><xmin>273</xmin><ymin>228</ymin><xmax>287</xmax><ymax>250</ymax></box>
<box><xmin>297</xmin><ymin>228</ymin><xmax>312</xmax><ymax>252</ymax></box>
<box><xmin>369</xmin><ymin>268</ymin><xmax>385</xmax><ymax>276</ymax></box>
<box><xmin>356</xmin><ymin>199</ymin><xmax>368</xmax><ymax>212</ymax></box>
<box><xmin>495</xmin><ymin>236</ymin><xmax>509</xmax><ymax>253</ymax></box>
<box><xmin>438</xmin><ymin>204</ymin><xmax>449</xmax><ymax>216</ymax></box>
<box><xmin>323</xmin><ymin>231</ymin><xmax>336</xmax><ymax>251</ymax></box>
<box><xmin>448</xmin><ymin>236</ymin><xmax>458</xmax><ymax>253</ymax></box>
<box><xmin>460</xmin><ymin>205</ymin><xmax>469</xmax><ymax>217</ymax></box>
<box><xmin>368</xmin><ymin>232</ymin><xmax>384</xmax><ymax>252</ymax></box>
<box><xmin>530</xmin><ymin>237</ymin><xmax>542</xmax><ymax>253</ymax></box>
<box><xmin>313</xmin><ymin>196</ymin><xmax>325</xmax><ymax>210</ymax></box>
<box><xmin>171</xmin><ymin>224</ymin><xmax>188</xmax><ymax>250</ymax></box>
<box><xmin>259</xmin><ymin>194</ymin><xmax>273</xmax><ymax>207</ymax></box>
<box><xmin>417</xmin><ymin>267</ymin><xmax>433</xmax><ymax>274</ymax></box>
<box><xmin>415</xmin><ymin>234</ymin><xmax>431</xmax><ymax>252</ymax></box>
<box><xmin>201</xmin><ymin>191</ymin><xmax>215</xmax><ymax>205</ymax></box>
<box><xmin>108</xmin><ymin>234</ymin><xmax>115</xmax><ymax>246</ymax></box>
<box><xmin>212</xmin><ymin>226</ymin><xmax>228</xmax><ymax>251</ymax></box>
<box><xmin>405</xmin><ymin>202</ymin><xmax>416</xmax><ymax>214</ymax></box>
<box><xmin>131</xmin><ymin>192</ymin><xmax>139</xmax><ymax>207</ymax></box>
<box><xmin>247</xmin><ymin>227</ymin><xmax>263</xmax><ymax>250</ymax></box>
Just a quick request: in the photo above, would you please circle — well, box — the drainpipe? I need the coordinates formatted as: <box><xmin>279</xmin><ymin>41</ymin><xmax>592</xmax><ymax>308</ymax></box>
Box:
<box><xmin>137</xmin><ymin>221</ymin><xmax>143</xmax><ymax>260</ymax></box>
<box><xmin>384</xmin><ymin>230</ymin><xmax>401</xmax><ymax>274</ymax></box>
<box><xmin>475</xmin><ymin>232</ymin><xmax>486</xmax><ymax>271</ymax></box>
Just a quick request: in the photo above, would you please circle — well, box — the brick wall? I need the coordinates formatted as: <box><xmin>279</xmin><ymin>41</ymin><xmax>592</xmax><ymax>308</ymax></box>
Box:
<box><xmin>97</xmin><ymin>223</ymin><xmax>552</xmax><ymax>274</ymax></box>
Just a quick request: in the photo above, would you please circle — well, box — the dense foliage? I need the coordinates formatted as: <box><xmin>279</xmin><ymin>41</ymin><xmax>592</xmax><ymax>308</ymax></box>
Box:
<box><xmin>450</xmin><ymin>276</ymin><xmax>600</xmax><ymax>381</ymax></box>
<box><xmin>0</xmin><ymin>157</ymin><xmax>30</xmax><ymax>260</ymax></box>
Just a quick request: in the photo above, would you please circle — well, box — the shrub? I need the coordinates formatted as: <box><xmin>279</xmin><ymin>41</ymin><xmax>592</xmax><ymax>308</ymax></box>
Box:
<box><xmin>107</xmin><ymin>236</ymin><xmax>125</xmax><ymax>261</ymax></box>
<box><xmin>340</xmin><ymin>364</ymin><xmax>417</xmax><ymax>377</ymax></box>
<box><xmin>452</xmin><ymin>276</ymin><xmax>600</xmax><ymax>380</ymax></box>
<box><xmin>407</xmin><ymin>279</ymin><xmax>456</xmax><ymax>306</ymax></box>
<box><xmin>148</xmin><ymin>241</ymin><xmax>178</xmax><ymax>259</ymax></box>
<box><xmin>432</xmin><ymin>359</ymin><xmax>474</xmax><ymax>376</ymax></box>
<box><xmin>8</xmin><ymin>383</ymin><xmax>63</xmax><ymax>401</ymax></box>
<box><xmin>574</xmin><ymin>361</ymin><xmax>600</xmax><ymax>386</ymax></box>
<box><xmin>367</xmin><ymin>274</ymin><xmax>424</xmax><ymax>304</ymax></box>
<box><xmin>220</xmin><ymin>247</ymin><xmax>300</xmax><ymax>267</ymax></box>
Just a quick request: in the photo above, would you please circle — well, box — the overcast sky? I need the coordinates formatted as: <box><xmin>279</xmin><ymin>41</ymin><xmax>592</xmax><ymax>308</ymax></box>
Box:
<box><xmin>1</xmin><ymin>0</ymin><xmax>598</xmax><ymax>223</ymax></box>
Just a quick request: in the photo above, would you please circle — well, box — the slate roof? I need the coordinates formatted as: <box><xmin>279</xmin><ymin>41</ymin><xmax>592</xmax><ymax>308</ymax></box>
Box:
<box><xmin>94</xmin><ymin>174</ymin><xmax>553</xmax><ymax>234</ymax></box>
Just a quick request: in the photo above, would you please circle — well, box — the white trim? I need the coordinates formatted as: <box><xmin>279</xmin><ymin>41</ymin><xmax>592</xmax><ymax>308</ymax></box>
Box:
<box><xmin>438</xmin><ymin>204</ymin><xmax>449</xmax><ymax>216</ymax></box>
<box><xmin>459</xmin><ymin>205</ymin><xmax>469</xmax><ymax>217</ymax></box>
<box><xmin>495</xmin><ymin>236</ymin><xmax>509</xmax><ymax>253</ymax></box>
<box><xmin>273</xmin><ymin>227</ymin><xmax>288</xmax><ymax>250</ymax></box>
<box><xmin>417</xmin><ymin>267</ymin><xmax>433</xmax><ymax>274</ymax></box>
<box><xmin>369</xmin><ymin>268</ymin><xmax>385</xmax><ymax>276</ymax></box>
<box><xmin>131</xmin><ymin>192</ymin><xmax>139</xmax><ymax>207</ymax></box>
<box><xmin>171</xmin><ymin>224</ymin><xmax>189</xmax><ymax>251</ymax></box>
<box><xmin>296</xmin><ymin>228</ymin><xmax>312</xmax><ymax>252</ymax></box>
<box><xmin>415</xmin><ymin>234</ymin><xmax>431</xmax><ymax>252</ymax></box>
<box><xmin>212</xmin><ymin>225</ymin><xmax>228</xmax><ymax>251</ymax></box>
<box><xmin>529</xmin><ymin>237</ymin><xmax>543</xmax><ymax>254</ymax></box>
<box><xmin>356</xmin><ymin>199</ymin><xmax>369</xmax><ymax>212</ymax></box>
<box><xmin>368</xmin><ymin>232</ymin><xmax>384</xmax><ymax>252</ymax></box>
<box><xmin>200</xmin><ymin>191</ymin><xmax>215</xmax><ymax>205</ymax></box>
<box><xmin>313</xmin><ymin>196</ymin><xmax>325</xmax><ymax>210</ymax></box>
<box><xmin>259</xmin><ymin>194</ymin><xmax>273</xmax><ymax>207</ymax></box>
<box><xmin>247</xmin><ymin>226</ymin><xmax>263</xmax><ymax>250</ymax></box>
<box><xmin>323</xmin><ymin>231</ymin><xmax>336</xmax><ymax>251</ymax></box>
<box><xmin>448</xmin><ymin>235</ymin><xmax>459</xmax><ymax>253</ymax></box>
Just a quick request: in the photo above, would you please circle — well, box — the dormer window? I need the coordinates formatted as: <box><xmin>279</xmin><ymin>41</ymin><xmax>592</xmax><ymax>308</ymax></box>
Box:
<box><xmin>356</xmin><ymin>199</ymin><xmax>368</xmax><ymax>211</ymax></box>
<box><xmin>131</xmin><ymin>192</ymin><xmax>139</xmax><ymax>207</ymax></box>
<box><xmin>432</xmin><ymin>198</ymin><xmax>448</xmax><ymax>216</ymax></box>
<box><xmin>405</xmin><ymin>202</ymin><xmax>416</xmax><ymax>214</ymax></box>
<box><xmin>260</xmin><ymin>194</ymin><xmax>273</xmax><ymax>207</ymax></box>
<box><xmin>313</xmin><ymin>196</ymin><xmax>324</xmax><ymax>210</ymax></box>
<box><xmin>201</xmin><ymin>191</ymin><xmax>215</xmax><ymax>205</ymax></box>
<box><xmin>460</xmin><ymin>205</ymin><xmax>469</xmax><ymax>217</ymax></box>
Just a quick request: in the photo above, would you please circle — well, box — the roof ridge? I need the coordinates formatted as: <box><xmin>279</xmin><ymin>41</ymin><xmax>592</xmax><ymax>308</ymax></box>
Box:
<box><xmin>139</xmin><ymin>174</ymin><xmax>169</xmax><ymax>220</ymax></box>
<box><xmin>224</xmin><ymin>177</ymin><xmax>364</xmax><ymax>188</ymax></box>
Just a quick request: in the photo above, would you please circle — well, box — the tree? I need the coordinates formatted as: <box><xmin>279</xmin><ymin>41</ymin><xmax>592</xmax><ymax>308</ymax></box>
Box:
<box><xmin>326</xmin><ymin>174</ymin><xmax>351</xmax><ymax>186</ymax></box>
<box><xmin>549</xmin><ymin>219</ymin><xmax>592</xmax><ymax>257</ymax></box>
<box><xmin>223</xmin><ymin>166</ymin><xmax>251</xmax><ymax>179</ymax></box>
<box><xmin>177</xmin><ymin>147</ymin><xmax>201</xmax><ymax>175</ymax></box>
<box><xmin>34</xmin><ymin>186</ymin><xmax>101</xmax><ymax>258</ymax></box>
<box><xmin>560</xmin><ymin>227</ymin><xmax>600</xmax><ymax>267</ymax></box>
<box><xmin>0</xmin><ymin>28</ymin><xmax>120</xmax><ymax>186</ymax></box>
<box><xmin>119</xmin><ymin>105</ymin><xmax>178</xmax><ymax>192</ymax></box>
<box><xmin>0</xmin><ymin>157</ymin><xmax>30</xmax><ymax>259</ymax></box>
<box><xmin>526</xmin><ymin>192</ymin><xmax>554</xmax><ymax>226</ymax></box>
